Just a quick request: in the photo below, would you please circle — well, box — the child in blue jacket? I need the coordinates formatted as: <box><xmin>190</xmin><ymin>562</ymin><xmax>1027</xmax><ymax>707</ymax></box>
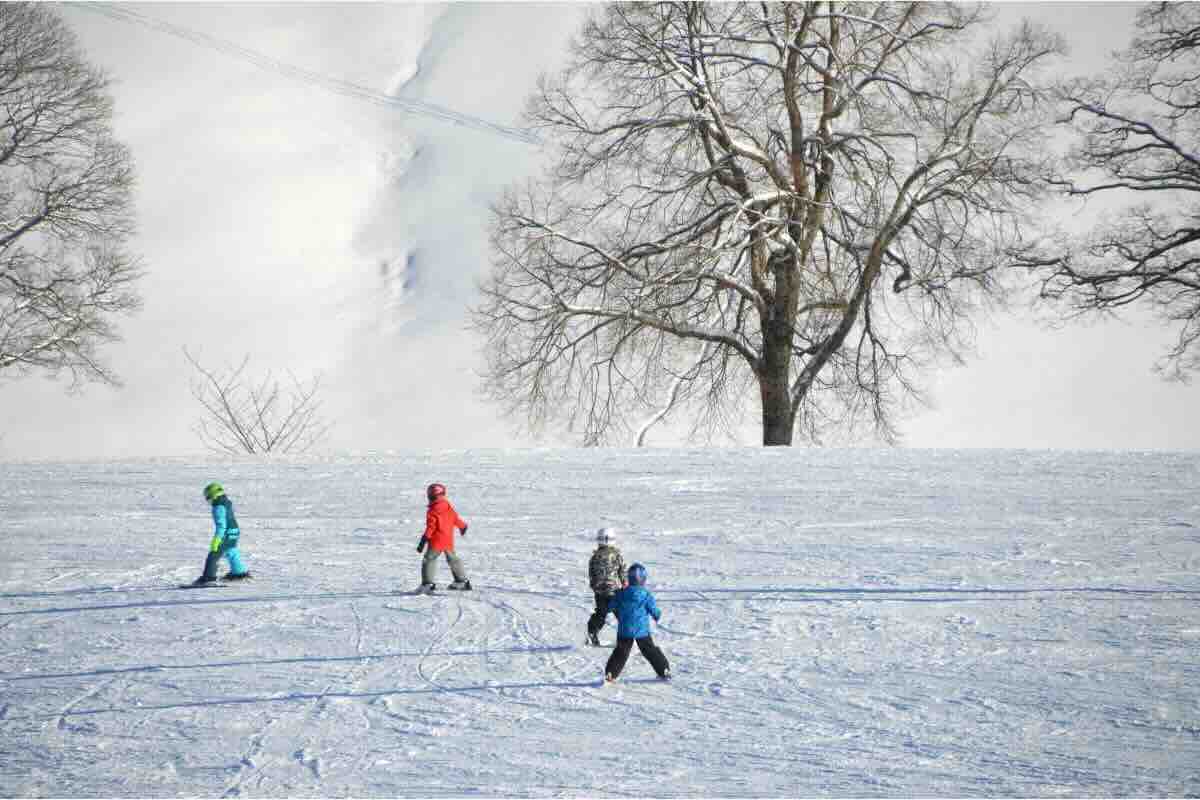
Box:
<box><xmin>604</xmin><ymin>562</ymin><xmax>671</xmax><ymax>682</ymax></box>
<box><xmin>192</xmin><ymin>482</ymin><xmax>251</xmax><ymax>585</ymax></box>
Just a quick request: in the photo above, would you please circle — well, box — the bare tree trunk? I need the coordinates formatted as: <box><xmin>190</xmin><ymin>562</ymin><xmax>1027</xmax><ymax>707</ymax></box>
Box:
<box><xmin>760</xmin><ymin>319</ymin><xmax>794</xmax><ymax>446</ymax></box>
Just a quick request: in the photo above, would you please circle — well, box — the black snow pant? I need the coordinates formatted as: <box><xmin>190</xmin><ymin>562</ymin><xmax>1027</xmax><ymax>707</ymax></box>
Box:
<box><xmin>201</xmin><ymin>535</ymin><xmax>245</xmax><ymax>580</ymax></box>
<box><xmin>587</xmin><ymin>591</ymin><xmax>615</xmax><ymax>637</ymax></box>
<box><xmin>605</xmin><ymin>635</ymin><xmax>670</xmax><ymax>679</ymax></box>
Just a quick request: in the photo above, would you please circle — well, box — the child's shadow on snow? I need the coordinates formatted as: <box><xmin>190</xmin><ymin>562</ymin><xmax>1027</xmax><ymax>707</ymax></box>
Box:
<box><xmin>7</xmin><ymin>645</ymin><xmax>575</xmax><ymax>682</ymax></box>
<box><xmin>19</xmin><ymin>679</ymin><xmax>610</xmax><ymax>721</ymax></box>
<box><xmin>0</xmin><ymin>588</ymin><xmax>411</xmax><ymax>617</ymax></box>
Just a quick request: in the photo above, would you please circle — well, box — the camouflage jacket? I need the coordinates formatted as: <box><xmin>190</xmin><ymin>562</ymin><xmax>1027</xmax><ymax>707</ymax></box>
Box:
<box><xmin>588</xmin><ymin>545</ymin><xmax>626</xmax><ymax>594</ymax></box>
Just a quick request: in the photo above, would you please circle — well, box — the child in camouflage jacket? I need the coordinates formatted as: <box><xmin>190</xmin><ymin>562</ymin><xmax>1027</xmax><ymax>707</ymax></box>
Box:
<box><xmin>586</xmin><ymin>527</ymin><xmax>626</xmax><ymax>646</ymax></box>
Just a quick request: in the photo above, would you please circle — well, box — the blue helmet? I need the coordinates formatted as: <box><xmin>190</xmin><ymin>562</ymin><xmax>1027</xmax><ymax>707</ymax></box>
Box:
<box><xmin>627</xmin><ymin>563</ymin><xmax>647</xmax><ymax>586</ymax></box>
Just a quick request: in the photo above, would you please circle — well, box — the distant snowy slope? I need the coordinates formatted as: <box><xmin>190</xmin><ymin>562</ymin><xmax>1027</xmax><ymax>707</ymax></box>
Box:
<box><xmin>331</xmin><ymin>4</ymin><xmax>589</xmax><ymax>451</ymax></box>
<box><xmin>2</xmin><ymin>449</ymin><xmax>1199</xmax><ymax>796</ymax></box>
<box><xmin>5</xmin><ymin>5</ymin><xmax>587</xmax><ymax>460</ymax></box>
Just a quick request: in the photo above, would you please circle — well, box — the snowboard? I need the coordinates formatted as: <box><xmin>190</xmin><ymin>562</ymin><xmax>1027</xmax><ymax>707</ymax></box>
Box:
<box><xmin>178</xmin><ymin>573</ymin><xmax>251</xmax><ymax>589</ymax></box>
<box><xmin>397</xmin><ymin>585</ymin><xmax>441</xmax><ymax>596</ymax></box>
<box><xmin>398</xmin><ymin>582</ymin><xmax>472</xmax><ymax>596</ymax></box>
<box><xmin>600</xmin><ymin>674</ymin><xmax>673</xmax><ymax>687</ymax></box>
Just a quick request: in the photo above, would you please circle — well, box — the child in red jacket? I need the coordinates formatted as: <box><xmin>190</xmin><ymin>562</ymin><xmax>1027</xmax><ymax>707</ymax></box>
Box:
<box><xmin>416</xmin><ymin>482</ymin><xmax>470</xmax><ymax>593</ymax></box>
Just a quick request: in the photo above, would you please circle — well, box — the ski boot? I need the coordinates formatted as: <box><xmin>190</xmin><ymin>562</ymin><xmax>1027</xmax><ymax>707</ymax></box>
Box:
<box><xmin>223</xmin><ymin>572</ymin><xmax>252</xmax><ymax>581</ymax></box>
<box><xmin>191</xmin><ymin>575</ymin><xmax>218</xmax><ymax>586</ymax></box>
<box><xmin>416</xmin><ymin>582</ymin><xmax>437</xmax><ymax>595</ymax></box>
<box><xmin>447</xmin><ymin>580</ymin><xmax>472</xmax><ymax>591</ymax></box>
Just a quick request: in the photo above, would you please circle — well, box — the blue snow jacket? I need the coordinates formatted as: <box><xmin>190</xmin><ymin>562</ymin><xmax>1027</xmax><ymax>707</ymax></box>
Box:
<box><xmin>607</xmin><ymin>585</ymin><xmax>661</xmax><ymax>640</ymax></box>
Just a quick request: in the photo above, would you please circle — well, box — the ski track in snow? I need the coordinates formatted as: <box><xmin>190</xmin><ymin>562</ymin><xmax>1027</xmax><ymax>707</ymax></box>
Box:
<box><xmin>1</xmin><ymin>449</ymin><xmax>1199</xmax><ymax>796</ymax></box>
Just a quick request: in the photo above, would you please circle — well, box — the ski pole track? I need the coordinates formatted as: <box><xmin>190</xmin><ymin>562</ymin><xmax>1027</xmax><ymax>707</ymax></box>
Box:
<box><xmin>215</xmin><ymin>611</ymin><xmax>314</xmax><ymax>796</ymax></box>
<box><xmin>422</xmin><ymin>594</ymin><xmax>553</xmax><ymax>716</ymax></box>
<box><xmin>217</xmin><ymin>597</ymin><xmax>377</xmax><ymax>796</ymax></box>
<box><xmin>289</xmin><ymin>599</ymin><xmax>376</xmax><ymax>790</ymax></box>
<box><xmin>414</xmin><ymin>598</ymin><xmax>468</xmax><ymax>693</ymax></box>
<box><xmin>483</xmin><ymin>593</ymin><xmax>579</xmax><ymax>683</ymax></box>
<box><xmin>54</xmin><ymin>673</ymin><xmax>128</xmax><ymax>734</ymax></box>
<box><xmin>402</xmin><ymin>594</ymin><xmax>558</xmax><ymax>757</ymax></box>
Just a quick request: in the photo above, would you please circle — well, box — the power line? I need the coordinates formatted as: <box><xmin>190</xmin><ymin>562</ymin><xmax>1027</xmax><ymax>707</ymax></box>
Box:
<box><xmin>65</xmin><ymin>3</ymin><xmax>541</xmax><ymax>146</ymax></box>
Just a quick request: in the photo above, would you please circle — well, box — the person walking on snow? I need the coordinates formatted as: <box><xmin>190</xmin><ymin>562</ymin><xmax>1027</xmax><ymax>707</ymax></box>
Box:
<box><xmin>586</xmin><ymin>527</ymin><xmax>626</xmax><ymax>646</ymax></box>
<box><xmin>417</xmin><ymin>482</ymin><xmax>470</xmax><ymax>592</ymax></box>
<box><xmin>604</xmin><ymin>563</ymin><xmax>671</xmax><ymax>682</ymax></box>
<box><xmin>193</xmin><ymin>482</ymin><xmax>250</xmax><ymax>585</ymax></box>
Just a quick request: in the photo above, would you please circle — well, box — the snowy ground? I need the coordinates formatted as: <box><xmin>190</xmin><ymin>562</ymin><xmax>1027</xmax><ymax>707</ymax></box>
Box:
<box><xmin>2</xmin><ymin>448</ymin><xmax>1199</xmax><ymax>797</ymax></box>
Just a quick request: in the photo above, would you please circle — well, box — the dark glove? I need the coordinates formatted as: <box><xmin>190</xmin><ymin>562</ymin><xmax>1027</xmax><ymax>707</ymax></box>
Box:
<box><xmin>416</xmin><ymin>535</ymin><xmax>427</xmax><ymax>553</ymax></box>
<box><xmin>460</xmin><ymin>525</ymin><xmax>468</xmax><ymax>537</ymax></box>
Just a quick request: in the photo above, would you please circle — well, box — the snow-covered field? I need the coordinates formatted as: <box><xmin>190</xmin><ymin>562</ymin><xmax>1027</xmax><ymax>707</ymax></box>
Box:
<box><xmin>2</xmin><ymin>448</ymin><xmax>1199</xmax><ymax>797</ymax></box>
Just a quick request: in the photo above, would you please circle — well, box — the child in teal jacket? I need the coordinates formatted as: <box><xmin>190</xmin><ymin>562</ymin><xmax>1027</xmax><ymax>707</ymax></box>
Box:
<box><xmin>193</xmin><ymin>482</ymin><xmax>251</xmax><ymax>585</ymax></box>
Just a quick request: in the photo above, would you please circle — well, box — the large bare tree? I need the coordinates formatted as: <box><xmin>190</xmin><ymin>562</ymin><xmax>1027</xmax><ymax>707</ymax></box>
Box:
<box><xmin>476</xmin><ymin>2</ymin><xmax>1064</xmax><ymax>446</ymax></box>
<box><xmin>1038</xmin><ymin>2</ymin><xmax>1200</xmax><ymax>381</ymax></box>
<box><xmin>0</xmin><ymin>3</ymin><xmax>141</xmax><ymax>387</ymax></box>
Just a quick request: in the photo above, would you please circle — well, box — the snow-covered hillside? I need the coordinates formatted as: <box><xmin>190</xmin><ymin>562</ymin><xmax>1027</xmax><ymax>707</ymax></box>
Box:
<box><xmin>2</xmin><ymin>449</ymin><xmax>1198</xmax><ymax>796</ymax></box>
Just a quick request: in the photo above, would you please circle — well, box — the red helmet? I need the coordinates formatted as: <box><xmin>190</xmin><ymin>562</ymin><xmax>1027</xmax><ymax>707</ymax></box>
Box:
<box><xmin>426</xmin><ymin>483</ymin><xmax>446</xmax><ymax>502</ymax></box>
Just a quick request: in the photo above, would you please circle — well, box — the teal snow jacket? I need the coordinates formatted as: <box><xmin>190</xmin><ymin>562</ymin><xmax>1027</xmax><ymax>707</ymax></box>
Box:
<box><xmin>211</xmin><ymin>495</ymin><xmax>241</xmax><ymax>547</ymax></box>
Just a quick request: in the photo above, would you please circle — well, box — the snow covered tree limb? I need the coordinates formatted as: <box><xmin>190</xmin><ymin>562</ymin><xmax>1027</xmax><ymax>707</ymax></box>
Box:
<box><xmin>1036</xmin><ymin>2</ymin><xmax>1200</xmax><ymax>380</ymax></box>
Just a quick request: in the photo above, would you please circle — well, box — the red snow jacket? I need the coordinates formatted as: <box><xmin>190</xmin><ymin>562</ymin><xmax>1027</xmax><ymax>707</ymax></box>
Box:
<box><xmin>424</xmin><ymin>497</ymin><xmax>467</xmax><ymax>552</ymax></box>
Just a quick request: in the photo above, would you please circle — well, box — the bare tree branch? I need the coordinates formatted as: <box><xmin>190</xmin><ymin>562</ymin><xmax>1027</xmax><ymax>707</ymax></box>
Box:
<box><xmin>1034</xmin><ymin>2</ymin><xmax>1200</xmax><ymax>380</ymax></box>
<box><xmin>184</xmin><ymin>348</ymin><xmax>330</xmax><ymax>455</ymax></box>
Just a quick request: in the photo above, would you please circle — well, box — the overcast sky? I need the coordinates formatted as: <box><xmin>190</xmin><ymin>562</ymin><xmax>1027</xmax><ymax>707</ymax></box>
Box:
<box><xmin>1</xmin><ymin>2</ymin><xmax>1196</xmax><ymax>459</ymax></box>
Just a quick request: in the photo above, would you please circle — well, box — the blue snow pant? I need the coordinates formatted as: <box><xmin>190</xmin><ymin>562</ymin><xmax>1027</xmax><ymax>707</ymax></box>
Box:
<box><xmin>202</xmin><ymin>533</ymin><xmax>247</xmax><ymax>580</ymax></box>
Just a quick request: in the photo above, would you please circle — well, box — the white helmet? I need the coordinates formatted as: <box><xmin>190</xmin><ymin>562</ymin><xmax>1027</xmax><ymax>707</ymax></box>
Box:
<box><xmin>596</xmin><ymin>527</ymin><xmax>616</xmax><ymax>546</ymax></box>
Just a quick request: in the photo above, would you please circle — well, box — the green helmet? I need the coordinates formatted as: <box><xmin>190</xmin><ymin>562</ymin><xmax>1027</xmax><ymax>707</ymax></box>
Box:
<box><xmin>203</xmin><ymin>482</ymin><xmax>225</xmax><ymax>502</ymax></box>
